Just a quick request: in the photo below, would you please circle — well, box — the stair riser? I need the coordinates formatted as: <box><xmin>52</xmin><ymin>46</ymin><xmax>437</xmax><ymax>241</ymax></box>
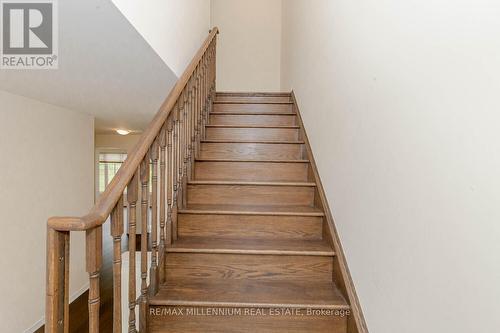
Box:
<box><xmin>206</xmin><ymin>127</ymin><xmax>299</xmax><ymax>141</ymax></box>
<box><xmin>187</xmin><ymin>184</ymin><xmax>315</xmax><ymax>206</ymax></box>
<box><xmin>215</xmin><ymin>93</ymin><xmax>291</xmax><ymax>104</ymax></box>
<box><xmin>150</xmin><ymin>306</ymin><xmax>348</xmax><ymax>333</ymax></box>
<box><xmin>214</xmin><ymin>103</ymin><xmax>293</xmax><ymax>114</ymax></box>
<box><xmin>210</xmin><ymin>114</ymin><xmax>297</xmax><ymax>126</ymax></box>
<box><xmin>178</xmin><ymin>214</ymin><xmax>323</xmax><ymax>240</ymax></box>
<box><xmin>194</xmin><ymin>161</ymin><xmax>309</xmax><ymax>182</ymax></box>
<box><xmin>199</xmin><ymin>143</ymin><xmax>304</xmax><ymax>160</ymax></box>
<box><xmin>166</xmin><ymin>253</ymin><xmax>333</xmax><ymax>282</ymax></box>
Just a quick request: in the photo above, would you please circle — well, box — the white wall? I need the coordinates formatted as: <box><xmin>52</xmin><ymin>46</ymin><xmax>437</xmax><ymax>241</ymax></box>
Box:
<box><xmin>112</xmin><ymin>0</ymin><xmax>210</xmax><ymax>76</ymax></box>
<box><xmin>94</xmin><ymin>133</ymin><xmax>141</xmax><ymax>204</ymax></box>
<box><xmin>94</xmin><ymin>134</ymin><xmax>149</xmax><ymax>235</ymax></box>
<box><xmin>0</xmin><ymin>90</ymin><xmax>95</xmax><ymax>332</ymax></box>
<box><xmin>0</xmin><ymin>0</ymin><xmax>177</xmax><ymax>134</ymax></box>
<box><xmin>95</xmin><ymin>134</ymin><xmax>142</xmax><ymax>153</ymax></box>
<box><xmin>211</xmin><ymin>0</ymin><xmax>282</xmax><ymax>92</ymax></box>
<box><xmin>281</xmin><ymin>1</ymin><xmax>500</xmax><ymax>332</ymax></box>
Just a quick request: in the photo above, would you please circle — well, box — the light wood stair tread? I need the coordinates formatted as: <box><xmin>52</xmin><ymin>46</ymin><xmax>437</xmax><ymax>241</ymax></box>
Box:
<box><xmin>166</xmin><ymin>237</ymin><xmax>334</xmax><ymax>256</ymax></box>
<box><xmin>151</xmin><ymin>279</ymin><xmax>348</xmax><ymax>309</ymax></box>
<box><xmin>188</xmin><ymin>180</ymin><xmax>316</xmax><ymax>187</ymax></box>
<box><xmin>216</xmin><ymin>91</ymin><xmax>291</xmax><ymax>96</ymax></box>
<box><xmin>201</xmin><ymin>139</ymin><xmax>305</xmax><ymax>144</ymax></box>
<box><xmin>216</xmin><ymin>92</ymin><xmax>291</xmax><ymax>97</ymax></box>
<box><xmin>206</xmin><ymin>124</ymin><xmax>300</xmax><ymax>129</ymax></box>
<box><xmin>179</xmin><ymin>204</ymin><xmax>324</xmax><ymax>216</ymax></box>
<box><xmin>215</xmin><ymin>92</ymin><xmax>292</xmax><ymax>105</ymax></box>
<box><xmin>195</xmin><ymin>158</ymin><xmax>309</xmax><ymax>163</ymax></box>
<box><xmin>210</xmin><ymin>111</ymin><xmax>295</xmax><ymax>115</ymax></box>
<box><xmin>214</xmin><ymin>101</ymin><xmax>294</xmax><ymax>105</ymax></box>
<box><xmin>214</xmin><ymin>102</ymin><xmax>293</xmax><ymax>105</ymax></box>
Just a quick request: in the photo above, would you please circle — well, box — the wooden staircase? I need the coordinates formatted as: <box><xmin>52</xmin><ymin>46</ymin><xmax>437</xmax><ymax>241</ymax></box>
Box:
<box><xmin>45</xmin><ymin>29</ymin><xmax>366</xmax><ymax>333</ymax></box>
<box><xmin>149</xmin><ymin>92</ymin><xmax>351</xmax><ymax>332</ymax></box>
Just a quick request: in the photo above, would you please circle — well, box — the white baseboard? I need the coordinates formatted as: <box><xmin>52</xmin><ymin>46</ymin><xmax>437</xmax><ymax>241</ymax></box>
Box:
<box><xmin>23</xmin><ymin>317</ymin><xmax>45</xmax><ymax>333</ymax></box>
<box><xmin>23</xmin><ymin>282</ymin><xmax>90</xmax><ymax>333</ymax></box>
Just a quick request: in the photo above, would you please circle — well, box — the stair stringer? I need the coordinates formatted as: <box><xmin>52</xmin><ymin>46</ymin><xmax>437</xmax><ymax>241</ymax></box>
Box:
<box><xmin>291</xmin><ymin>91</ymin><xmax>369</xmax><ymax>333</ymax></box>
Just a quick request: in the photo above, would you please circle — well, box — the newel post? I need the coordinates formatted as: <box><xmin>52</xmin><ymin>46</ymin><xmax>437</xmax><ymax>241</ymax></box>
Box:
<box><xmin>86</xmin><ymin>226</ymin><xmax>103</xmax><ymax>333</ymax></box>
<box><xmin>46</xmin><ymin>227</ymin><xmax>70</xmax><ymax>333</ymax></box>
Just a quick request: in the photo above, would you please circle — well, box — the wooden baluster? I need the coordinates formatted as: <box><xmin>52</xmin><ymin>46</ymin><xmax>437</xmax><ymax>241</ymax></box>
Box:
<box><xmin>173</xmin><ymin>105</ymin><xmax>181</xmax><ymax>240</ymax></box>
<box><xmin>179</xmin><ymin>95</ymin><xmax>185</xmax><ymax>202</ymax></box>
<box><xmin>167</xmin><ymin>118</ymin><xmax>174</xmax><ymax>245</ymax></box>
<box><xmin>158</xmin><ymin>126</ymin><xmax>167</xmax><ymax>283</ymax></box>
<box><xmin>213</xmin><ymin>38</ymin><xmax>217</xmax><ymax>98</ymax></box>
<box><xmin>183</xmin><ymin>80</ymin><xmax>192</xmax><ymax>207</ymax></box>
<box><xmin>209</xmin><ymin>46</ymin><xmax>213</xmax><ymax>104</ymax></box>
<box><xmin>210</xmin><ymin>42</ymin><xmax>215</xmax><ymax>103</ymax></box>
<box><xmin>180</xmin><ymin>88</ymin><xmax>189</xmax><ymax>233</ymax></box>
<box><xmin>192</xmin><ymin>68</ymin><xmax>197</xmax><ymax>159</ymax></box>
<box><xmin>182</xmin><ymin>87</ymin><xmax>189</xmax><ymax>201</ymax></box>
<box><xmin>200</xmin><ymin>55</ymin><xmax>206</xmax><ymax>136</ymax></box>
<box><xmin>190</xmin><ymin>75</ymin><xmax>196</xmax><ymax>176</ymax></box>
<box><xmin>210</xmin><ymin>41</ymin><xmax>215</xmax><ymax>99</ymax></box>
<box><xmin>179</xmin><ymin>86</ymin><xmax>186</xmax><ymax>207</ymax></box>
<box><xmin>139</xmin><ymin>157</ymin><xmax>150</xmax><ymax>332</ymax></box>
<box><xmin>186</xmin><ymin>83</ymin><xmax>190</xmax><ymax>169</ymax></box>
<box><xmin>196</xmin><ymin>65</ymin><xmax>203</xmax><ymax>157</ymax></box>
<box><xmin>208</xmin><ymin>43</ymin><xmax>212</xmax><ymax>99</ymax></box>
<box><xmin>208</xmin><ymin>50</ymin><xmax>213</xmax><ymax>113</ymax></box>
<box><xmin>46</xmin><ymin>228</ymin><xmax>69</xmax><ymax>333</ymax></box>
<box><xmin>194</xmin><ymin>66</ymin><xmax>200</xmax><ymax>159</ymax></box>
<box><xmin>203</xmin><ymin>53</ymin><xmax>208</xmax><ymax>121</ymax></box>
<box><xmin>210</xmin><ymin>41</ymin><xmax>216</xmax><ymax>96</ymax></box>
<box><xmin>86</xmin><ymin>226</ymin><xmax>102</xmax><ymax>333</ymax></box>
<box><xmin>149</xmin><ymin>141</ymin><xmax>159</xmax><ymax>296</ymax></box>
<box><xmin>127</xmin><ymin>172</ymin><xmax>139</xmax><ymax>333</ymax></box>
<box><xmin>208</xmin><ymin>47</ymin><xmax>213</xmax><ymax>111</ymax></box>
<box><xmin>199</xmin><ymin>59</ymin><xmax>203</xmax><ymax>129</ymax></box>
<box><xmin>202</xmin><ymin>54</ymin><xmax>208</xmax><ymax>136</ymax></box>
<box><xmin>209</xmin><ymin>42</ymin><xmax>214</xmax><ymax>98</ymax></box>
<box><xmin>176</xmin><ymin>94</ymin><xmax>183</xmax><ymax>211</ymax></box>
<box><xmin>202</xmin><ymin>60</ymin><xmax>206</xmax><ymax>132</ymax></box>
<box><xmin>110</xmin><ymin>196</ymin><xmax>124</xmax><ymax>333</ymax></box>
<box><xmin>187</xmin><ymin>77</ymin><xmax>193</xmax><ymax>197</ymax></box>
<box><xmin>192</xmin><ymin>72</ymin><xmax>197</xmax><ymax>158</ymax></box>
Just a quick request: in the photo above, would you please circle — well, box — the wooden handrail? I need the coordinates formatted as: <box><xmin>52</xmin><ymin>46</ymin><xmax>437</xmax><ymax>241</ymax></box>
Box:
<box><xmin>48</xmin><ymin>27</ymin><xmax>219</xmax><ymax>232</ymax></box>
<box><xmin>47</xmin><ymin>27</ymin><xmax>218</xmax><ymax>333</ymax></box>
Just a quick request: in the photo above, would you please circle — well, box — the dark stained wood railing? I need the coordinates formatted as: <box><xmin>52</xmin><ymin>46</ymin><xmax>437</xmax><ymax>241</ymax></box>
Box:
<box><xmin>46</xmin><ymin>27</ymin><xmax>218</xmax><ymax>333</ymax></box>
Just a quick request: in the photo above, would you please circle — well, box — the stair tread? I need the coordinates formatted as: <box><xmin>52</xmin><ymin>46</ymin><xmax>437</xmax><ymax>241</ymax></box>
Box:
<box><xmin>214</xmin><ymin>101</ymin><xmax>293</xmax><ymax>105</ymax></box>
<box><xmin>179</xmin><ymin>204</ymin><xmax>324</xmax><ymax>216</ymax></box>
<box><xmin>206</xmin><ymin>124</ymin><xmax>300</xmax><ymax>129</ymax></box>
<box><xmin>216</xmin><ymin>92</ymin><xmax>291</xmax><ymax>96</ymax></box>
<box><xmin>188</xmin><ymin>180</ymin><xmax>316</xmax><ymax>187</ymax></box>
<box><xmin>151</xmin><ymin>279</ymin><xmax>348</xmax><ymax>309</ymax></box>
<box><xmin>215</xmin><ymin>93</ymin><xmax>292</xmax><ymax>105</ymax></box>
<box><xmin>201</xmin><ymin>139</ymin><xmax>305</xmax><ymax>144</ymax></box>
<box><xmin>166</xmin><ymin>237</ymin><xmax>334</xmax><ymax>256</ymax></box>
<box><xmin>210</xmin><ymin>111</ymin><xmax>295</xmax><ymax>115</ymax></box>
<box><xmin>196</xmin><ymin>158</ymin><xmax>309</xmax><ymax>163</ymax></box>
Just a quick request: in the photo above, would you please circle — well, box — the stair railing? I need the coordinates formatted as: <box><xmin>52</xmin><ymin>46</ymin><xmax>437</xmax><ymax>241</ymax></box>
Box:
<box><xmin>45</xmin><ymin>27</ymin><xmax>218</xmax><ymax>333</ymax></box>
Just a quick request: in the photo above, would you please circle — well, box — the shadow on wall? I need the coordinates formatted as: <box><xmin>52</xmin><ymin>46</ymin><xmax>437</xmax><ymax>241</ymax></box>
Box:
<box><xmin>0</xmin><ymin>0</ymin><xmax>178</xmax><ymax>134</ymax></box>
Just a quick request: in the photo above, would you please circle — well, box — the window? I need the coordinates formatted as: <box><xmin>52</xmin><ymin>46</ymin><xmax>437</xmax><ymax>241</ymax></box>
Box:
<box><xmin>98</xmin><ymin>152</ymin><xmax>127</xmax><ymax>194</ymax></box>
